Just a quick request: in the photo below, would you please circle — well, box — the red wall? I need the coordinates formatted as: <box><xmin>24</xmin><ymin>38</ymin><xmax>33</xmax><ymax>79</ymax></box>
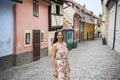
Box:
<box><xmin>74</xmin><ymin>15</ymin><xmax>80</xmax><ymax>41</ymax></box>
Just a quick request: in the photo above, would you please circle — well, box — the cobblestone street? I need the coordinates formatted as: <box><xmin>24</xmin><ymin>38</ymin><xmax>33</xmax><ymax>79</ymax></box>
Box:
<box><xmin>1</xmin><ymin>39</ymin><xmax>120</xmax><ymax>80</ymax></box>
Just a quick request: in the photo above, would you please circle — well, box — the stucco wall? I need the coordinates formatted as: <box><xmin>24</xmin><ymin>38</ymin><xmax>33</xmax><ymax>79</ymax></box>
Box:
<box><xmin>102</xmin><ymin>0</ymin><xmax>109</xmax><ymax>42</ymax></box>
<box><xmin>115</xmin><ymin>3</ymin><xmax>120</xmax><ymax>53</ymax></box>
<box><xmin>0</xmin><ymin>0</ymin><xmax>15</xmax><ymax>57</ymax></box>
<box><xmin>63</xmin><ymin>4</ymin><xmax>75</xmax><ymax>26</ymax></box>
<box><xmin>84</xmin><ymin>23</ymin><xmax>94</xmax><ymax>40</ymax></box>
<box><xmin>15</xmin><ymin>0</ymin><xmax>49</xmax><ymax>54</ymax></box>
<box><xmin>74</xmin><ymin>15</ymin><xmax>80</xmax><ymax>41</ymax></box>
<box><xmin>108</xmin><ymin>4</ymin><xmax>115</xmax><ymax>48</ymax></box>
<box><xmin>48</xmin><ymin>31</ymin><xmax>55</xmax><ymax>55</ymax></box>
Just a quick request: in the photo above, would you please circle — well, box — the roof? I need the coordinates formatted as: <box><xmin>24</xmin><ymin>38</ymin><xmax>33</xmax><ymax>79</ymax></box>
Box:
<box><xmin>66</xmin><ymin>0</ymin><xmax>97</xmax><ymax>24</ymax></box>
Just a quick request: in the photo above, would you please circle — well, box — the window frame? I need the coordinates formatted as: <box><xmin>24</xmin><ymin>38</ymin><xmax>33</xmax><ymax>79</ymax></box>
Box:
<box><xmin>24</xmin><ymin>30</ymin><xmax>32</xmax><ymax>47</ymax></box>
<box><xmin>33</xmin><ymin>0</ymin><xmax>39</xmax><ymax>17</ymax></box>
<box><xmin>40</xmin><ymin>31</ymin><xmax>44</xmax><ymax>43</ymax></box>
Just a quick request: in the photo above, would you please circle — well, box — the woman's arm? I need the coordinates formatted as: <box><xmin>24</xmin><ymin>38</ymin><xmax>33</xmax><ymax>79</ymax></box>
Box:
<box><xmin>51</xmin><ymin>44</ymin><xmax>58</xmax><ymax>77</ymax></box>
<box><xmin>64</xmin><ymin>42</ymin><xmax>71</xmax><ymax>72</ymax></box>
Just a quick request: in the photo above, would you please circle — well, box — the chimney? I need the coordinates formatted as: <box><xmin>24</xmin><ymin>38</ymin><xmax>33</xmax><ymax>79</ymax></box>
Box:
<box><xmin>83</xmin><ymin>4</ymin><xmax>86</xmax><ymax>9</ymax></box>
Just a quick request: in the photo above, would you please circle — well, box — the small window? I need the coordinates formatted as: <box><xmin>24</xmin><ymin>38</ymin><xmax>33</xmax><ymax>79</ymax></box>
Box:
<box><xmin>76</xmin><ymin>6</ymin><xmax>79</xmax><ymax>10</ymax></box>
<box><xmin>72</xmin><ymin>4</ymin><xmax>74</xmax><ymax>8</ymax></box>
<box><xmin>24</xmin><ymin>30</ymin><xmax>31</xmax><ymax>47</ymax></box>
<box><xmin>56</xmin><ymin>5</ymin><xmax>60</xmax><ymax>15</ymax></box>
<box><xmin>33</xmin><ymin>0</ymin><xmax>39</xmax><ymax>17</ymax></box>
<box><xmin>25</xmin><ymin>33</ymin><xmax>30</xmax><ymax>45</ymax></box>
<box><xmin>41</xmin><ymin>32</ymin><xmax>44</xmax><ymax>42</ymax></box>
<box><xmin>98</xmin><ymin>25</ymin><xmax>100</xmax><ymax>27</ymax></box>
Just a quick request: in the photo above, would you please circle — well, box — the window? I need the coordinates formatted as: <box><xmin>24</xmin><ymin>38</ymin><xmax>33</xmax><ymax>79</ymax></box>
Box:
<box><xmin>41</xmin><ymin>32</ymin><xmax>44</xmax><ymax>42</ymax></box>
<box><xmin>56</xmin><ymin>5</ymin><xmax>60</xmax><ymax>15</ymax></box>
<box><xmin>98</xmin><ymin>25</ymin><xmax>100</xmax><ymax>27</ymax></box>
<box><xmin>76</xmin><ymin>6</ymin><xmax>79</xmax><ymax>10</ymax></box>
<box><xmin>25</xmin><ymin>33</ymin><xmax>30</xmax><ymax>44</ymax></box>
<box><xmin>67</xmin><ymin>33</ymin><xmax>72</xmax><ymax>39</ymax></box>
<box><xmin>24</xmin><ymin>30</ymin><xmax>31</xmax><ymax>47</ymax></box>
<box><xmin>72</xmin><ymin>4</ymin><xmax>74</xmax><ymax>8</ymax></box>
<box><xmin>33</xmin><ymin>0</ymin><xmax>39</xmax><ymax>17</ymax></box>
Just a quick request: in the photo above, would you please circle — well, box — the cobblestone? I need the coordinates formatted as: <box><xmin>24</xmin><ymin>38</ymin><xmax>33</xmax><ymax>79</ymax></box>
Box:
<box><xmin>0</xmin><ymin>39</ymin><xmax>120</xmax><ymax>80</ymax></box>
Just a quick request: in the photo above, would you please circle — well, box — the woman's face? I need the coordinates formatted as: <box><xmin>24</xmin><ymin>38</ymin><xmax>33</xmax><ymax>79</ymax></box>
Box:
<box><xmin>57</xmin><ymin>32</ymin><xmax>63</xmax><ymax>42</ymax></box>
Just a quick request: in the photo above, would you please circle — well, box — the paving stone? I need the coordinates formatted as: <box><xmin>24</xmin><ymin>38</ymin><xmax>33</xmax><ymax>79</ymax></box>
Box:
<box><xmin>0</xmin><ymin>39</ymin><xmax>120</xmax><ymax>80</ymax></box>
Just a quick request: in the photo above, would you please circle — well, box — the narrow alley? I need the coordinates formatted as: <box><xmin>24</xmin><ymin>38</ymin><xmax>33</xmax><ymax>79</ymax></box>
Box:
<box><xmin>0</xmin><ymin>39</ymin><xmax>120</xmax><ymax>80</ymax></box>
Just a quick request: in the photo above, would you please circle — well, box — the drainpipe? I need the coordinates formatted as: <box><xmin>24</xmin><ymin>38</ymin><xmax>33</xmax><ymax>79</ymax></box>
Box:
<box><xmin>73</xmin><ymin>14</ymin><xmax>75</xmax><ymax>48</ymax></box>
<box><xmin>112</xmin><ymin>0</ymin><xmax>118</xmax><ymax>50</ymax></box>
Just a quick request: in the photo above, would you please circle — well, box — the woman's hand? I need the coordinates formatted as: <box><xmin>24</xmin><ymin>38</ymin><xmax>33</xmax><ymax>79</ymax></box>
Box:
<box><xmin>53</xmin><ymin>70</ymin><xmax>58</xmax><ymax>78</ymax></box>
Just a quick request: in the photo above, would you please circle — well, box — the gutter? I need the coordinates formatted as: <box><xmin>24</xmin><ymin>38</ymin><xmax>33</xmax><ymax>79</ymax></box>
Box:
<box><xmin>112</xmin><ymin>0</ymin><xmax>118</xmax><ymax>50</ymax></box>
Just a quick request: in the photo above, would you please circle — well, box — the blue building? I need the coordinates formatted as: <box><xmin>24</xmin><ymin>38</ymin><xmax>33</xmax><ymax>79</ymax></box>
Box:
<box><xmin>63</xmin><ymin>29</ymin><xmax>73</xmax><ymax>51</ymax></box>
<box><xmin>0</xmin><ymin>0</ymin><xmax>22</xmax><ymax>71</ymax></box>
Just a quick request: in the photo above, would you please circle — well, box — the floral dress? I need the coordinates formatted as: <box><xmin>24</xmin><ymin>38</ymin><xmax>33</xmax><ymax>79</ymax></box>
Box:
<box><xmin>54</xmin><ymin>43</ymin><xmax>70</xmax><ymax>80</ymax></box>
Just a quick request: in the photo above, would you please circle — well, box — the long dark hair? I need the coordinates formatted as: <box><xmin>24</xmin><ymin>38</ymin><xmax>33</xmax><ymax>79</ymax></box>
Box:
<box><xmin>53</xmin><ymin>30</ymin><xmax>64</xmax><ymax>45</ymax></box>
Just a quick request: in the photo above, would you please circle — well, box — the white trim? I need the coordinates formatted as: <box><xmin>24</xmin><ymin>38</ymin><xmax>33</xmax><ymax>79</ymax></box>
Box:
<box><xmin>40</xmin><ymin>31</ymin><xmax>44</xmax><ymax>43</ymax></box>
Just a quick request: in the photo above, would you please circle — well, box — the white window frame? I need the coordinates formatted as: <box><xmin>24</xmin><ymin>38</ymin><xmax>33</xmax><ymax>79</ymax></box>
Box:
<box><xmin>24</xmin><ymin>30</ymin><xmax>32</xmax><ymax>47</ymax></box>
<box><xmin>40</xmin><ymin>31</ymin><xmax>44</xmax><ymax>43</ymax></box>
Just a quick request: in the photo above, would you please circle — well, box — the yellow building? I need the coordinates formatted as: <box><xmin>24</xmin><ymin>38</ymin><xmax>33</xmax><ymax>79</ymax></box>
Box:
<box><xmin>82</xmin><ymin>8</ymin><xmax>95</xmax><ymax>40</ymax></box>
<box><xmin>84</xmin><ymin>23</ymin><xmax>95</xmax><ymax>40</ymax></box>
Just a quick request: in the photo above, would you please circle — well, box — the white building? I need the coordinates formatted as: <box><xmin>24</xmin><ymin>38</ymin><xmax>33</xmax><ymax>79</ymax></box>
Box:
<box><xmin>106</xmin><ymin>0</ymin><xmax>120</xmax><ymax>53</ymax></box>
<box><xmin>48</xmin><ymin>0</ymin><xmax>65</xmax><ymax>55</ymax></box>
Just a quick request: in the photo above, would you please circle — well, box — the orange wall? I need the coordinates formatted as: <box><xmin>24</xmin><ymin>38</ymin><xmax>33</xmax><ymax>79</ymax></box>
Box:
<box><xmin>74</xmin><ymin>15</ymin><xmax>80</xmax><ymax>41</ymax></box>
<box><xmin>15</xmin><ymin>0</ymin><xmax>49</xmax><ymax>54</ymax></box>
<box><xmin>74</xmin><ymin>17</ymin><xmax>80</xmax><ymax>27</ymax></box>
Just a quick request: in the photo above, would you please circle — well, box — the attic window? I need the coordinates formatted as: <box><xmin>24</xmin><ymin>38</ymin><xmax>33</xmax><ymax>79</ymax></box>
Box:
<box><xmin>33</xmin><ymin>0</ymin><xmax>39</xmax><ymax>17</ymax></box>
<box><xmin>76</xmin><ymin>6</ymin><xmax>79</xmax><ymax>9</ymax></box>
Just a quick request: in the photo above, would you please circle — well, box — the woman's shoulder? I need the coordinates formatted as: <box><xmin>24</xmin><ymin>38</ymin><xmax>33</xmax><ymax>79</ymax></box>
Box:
<box><xmin>53</xmin><ymin>42</ymin><xmax>60</xmax><ymax>48</ymax></box>
<box><xmin>53</xmin><ymin>42</ymin><xmax>66</xmax><ymax>47</ymax></box>
<box><xmin>53</xmin><ymin>43</ymin><xmax>57</xmax><ymax>47</ymax></box>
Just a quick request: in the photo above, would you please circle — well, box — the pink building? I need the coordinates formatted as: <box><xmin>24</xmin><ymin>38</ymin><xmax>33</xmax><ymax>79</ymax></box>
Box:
<box><xmin>14</xmin><ymin>0</ymin><xmax>50</xmax><ymax>65</ymax></box>
<box><xmin>74</xmin><ymin>13</ymin><xmax>81</xmax><ymax>42</ymax></box>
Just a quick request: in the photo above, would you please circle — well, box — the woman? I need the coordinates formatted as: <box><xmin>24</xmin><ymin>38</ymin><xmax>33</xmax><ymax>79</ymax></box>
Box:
<box><xmin>51</xmin><ymin>30</ymin><xmax>70</xmax><ymax>80</ymax></box>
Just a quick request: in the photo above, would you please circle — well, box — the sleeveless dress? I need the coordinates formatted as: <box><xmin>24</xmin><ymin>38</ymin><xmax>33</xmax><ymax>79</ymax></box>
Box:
<box><xmin>54</xmin><ymin>43</ymin><xmax>70</xmax><ymax>80</ymax></box>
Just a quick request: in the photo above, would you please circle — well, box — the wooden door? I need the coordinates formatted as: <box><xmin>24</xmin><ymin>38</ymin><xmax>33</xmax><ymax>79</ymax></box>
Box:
<box><xmin>33</xmin><ymin>30</ymin><xmax>40</xmax><ymax>61</ymax></box>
